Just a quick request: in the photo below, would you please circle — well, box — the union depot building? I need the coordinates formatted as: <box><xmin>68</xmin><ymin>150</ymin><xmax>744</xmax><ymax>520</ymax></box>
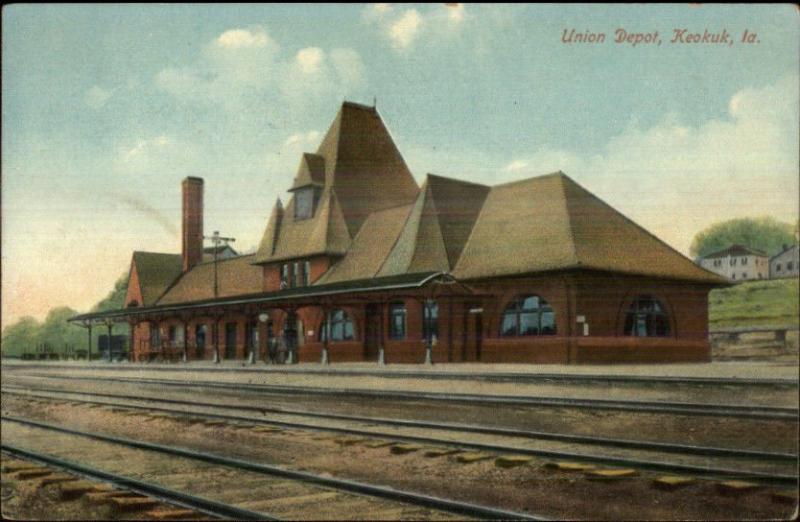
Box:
<box><xmin>72</xmin><ymin>102</ymin><xmax>727</xmax><ymax>365</ymax></box>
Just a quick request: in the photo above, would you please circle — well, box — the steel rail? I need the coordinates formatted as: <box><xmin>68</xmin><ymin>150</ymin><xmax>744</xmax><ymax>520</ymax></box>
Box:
<box><xmin>3</xmin><ymin>396</ymin><xmax>797</xmax><ymax>486</ymax></box>
<box><xmin>16</xmin><ymin>372</ymin><xmax>799</xmax><ymax>420</ymax></box>
<box><xmin>2</xmin><ymin>416</ymin><xmax>547</xmax><ymax>521</ymax></box>
<box><xmin>3</xmin><ymin>385</ymin><xmax>797</xmax><ymax>463</ymax></box>
<box><xmin>0</xmin><ymin>444</ymin><xmax>272</xmax><ymax>521</ymax></box>
<box><xmin>4</xmin><ymin>362</ymin><xmax>798</xmax><ymax>387</ymax></box>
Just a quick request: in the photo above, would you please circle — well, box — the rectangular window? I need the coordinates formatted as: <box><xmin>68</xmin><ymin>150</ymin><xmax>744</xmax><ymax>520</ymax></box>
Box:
<box><xmin>168</xmin><ymin>325</ymin><xmax>177</xmax><ymax>346</ymax></box>
<box><xmin>777</xmin><ymin>263</ymin><xmax>782</xmax><ymax>272</ymax></box>
<box><xmin>295</xmin><ymin>188</ymin><xmax>314</xmax><ymax>220</ymax></box>
<box><xmin>422</xmin><ymin>300</ymin><xmax>438</xmax><ymax>341</ymax></box>
<box><xmin>281</xmin><ymin>264</ymin><xmax>290</xmax><ymax>288</ymax></box>
<box><xmin>303</xmin><ymin>261</ymin><xmax>311</xmax><ymax>286</ymax></box>
<box><xmin>150</xmin><ymin>325</ymin><xmax>161</xmax><ymax>351</ymax></box>
<box><xmin>742</xmin><ymin>258</ymin><xmax>748</xmax><ymax>265</ymax></box>
<box><xmin>730</xmin><ymin>258</ymin><xmax>737</xmax><ymax>266</ymax></box>
<box><xmin>389</xmin><ymin>303</ymin><xmax>406</xmax><ymax>340</ymax></box>
<box><xmin>294</xmin><ymin>262</ymin><xmax>301</xmax><ymax>287</ymax></box>
<box><xmin>742</xmin><ymin>272</ymin><xmax>748</xmax><ymax>279</ymax></box>
<box><xmin>788</xmin><ymin>262</ymin><xmax>794</xmax><ymax>271</ymax></box>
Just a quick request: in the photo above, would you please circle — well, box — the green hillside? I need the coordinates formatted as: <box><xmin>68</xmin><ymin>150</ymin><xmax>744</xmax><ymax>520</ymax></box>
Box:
<box><xmin>709</xmin><ymin>278</ymin><xmax>799</xmax><ymax>329</ymax></box>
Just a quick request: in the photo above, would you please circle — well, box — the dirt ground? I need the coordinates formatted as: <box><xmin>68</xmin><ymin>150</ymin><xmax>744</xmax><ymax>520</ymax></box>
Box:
<box><xmin>2</xmin><ymin>395</ymin><xmax>797</xmax><ymax>521</ymax></box>
<box><xmin>5</xmin><ymin>375</ymin><xmax>797</xmax><ymax>454</ymax></box>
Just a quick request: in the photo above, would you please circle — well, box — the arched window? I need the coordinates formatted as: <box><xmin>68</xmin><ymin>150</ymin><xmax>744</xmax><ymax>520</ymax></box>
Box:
<box><xmin>319</xmin><ymin>309</ymin><xmax>355</xmax><ymax>342</ymax></box>
<box><xmin>624</xmin><ymin>296</ymin><xmax>670</xmax><ymax>337</ymax></box>
<box><xmin>500</xmin><ymin>295</ymin><xmax>556</xmax><ymax>336</ymax></box>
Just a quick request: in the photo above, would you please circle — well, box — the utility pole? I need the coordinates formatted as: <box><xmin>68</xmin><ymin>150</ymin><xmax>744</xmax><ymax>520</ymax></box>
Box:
<box><xmin>203</xmin><ymin>231</ymin><xmax>235</xmax><ymax>298</ymax></box>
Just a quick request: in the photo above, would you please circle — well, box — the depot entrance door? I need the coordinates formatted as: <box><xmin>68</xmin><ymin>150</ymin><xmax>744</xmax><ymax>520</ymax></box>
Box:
<box><xmin>364</xmin><ymin>304</ymin><xmax>381</xmax><ymax>361</ymax></box>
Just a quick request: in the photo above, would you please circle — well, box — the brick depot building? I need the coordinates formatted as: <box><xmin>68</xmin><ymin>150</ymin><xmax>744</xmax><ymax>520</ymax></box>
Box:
<box><xmin>72</xmin><ymin>102</ymin><xmax>726</xmax><ymax>365</ymax></box>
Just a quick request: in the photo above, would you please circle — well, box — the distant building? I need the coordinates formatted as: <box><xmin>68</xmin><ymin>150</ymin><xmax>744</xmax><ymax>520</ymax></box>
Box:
<box><xmin>770</xmin><ymin>244</ymin><xmax>799</xmax><ymax>279</ymax></box>
<box><xmin>699</xmin><ymin>245</ymin><xmax>769</xmax><ymax>282</ymax></box>
<box><xmin>203</xmin><ymin>245</ymin><xmax>238</xmax><ymax>262</ymax></box>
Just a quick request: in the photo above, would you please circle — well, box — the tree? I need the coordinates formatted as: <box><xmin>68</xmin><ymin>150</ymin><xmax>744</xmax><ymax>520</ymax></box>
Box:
<box><xmin>1</xmin><ymin>316</ymin><xmax>40</xmax><ymax>357</ymax></box>
<box><xmin>36</xmin><ymin>307</ymin><xmax>85</xmax><ymax>355</ymax></box>
<box><xmin>0</xmin><ymin>271</ymin><xmax>130</xmax><ymax>359</ymax></box>
<box><xmin>92</xmin><ymin>272</ymin><xmax>130</xmax><ymax>312</ymax></box>
<box><xmin>690</xmin><ymin>217</ymin><xmax>796</xmax><ymax>259</ymax></box>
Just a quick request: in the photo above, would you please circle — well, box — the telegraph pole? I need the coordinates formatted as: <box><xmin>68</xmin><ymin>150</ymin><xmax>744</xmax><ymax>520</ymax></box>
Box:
<box><xmin>203</xmin><ymin>231</ymin><xmax>235</xmax><ymax>298</ymax></box>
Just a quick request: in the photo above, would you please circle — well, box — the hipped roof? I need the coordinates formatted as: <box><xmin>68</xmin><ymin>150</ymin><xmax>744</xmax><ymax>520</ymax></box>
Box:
<box><xmin>453</xmin><ymin>172</ymin><xmax>726</xmax><ymax>284</ymax></box>
<box><xmin>157</xmin><ymin>254</ymin><xmax>263</xmax><ymax>305</ymax></box>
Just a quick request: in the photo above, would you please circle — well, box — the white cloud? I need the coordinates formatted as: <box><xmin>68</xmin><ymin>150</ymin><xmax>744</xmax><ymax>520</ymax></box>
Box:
<box><xmin>121</xmin><ymin>135</ymin><xmax>173</xmax><ymax>162</ymax></box>
<box><xmin>84</xmin><ymin>85</ymin><xmax>112</xmax><ymax>109</ymax></box>
<box><xmin>295</xmin><ymin>47</ymin><xmax>324</xmax><ymax>74</ymax></box>
<box><xmin>329</xmin><ymin>48</ymin><xmax>366</xmax><ymax>89</ymax></box>
<box><xmin>364</xmin><ymin>3</ymin><xmax>474</xmax><ymax>53</ymax></box>
<box><xmin>284</xmin><ymin>131</ymin><xmax>320</xmax><ymax>148</ymax></box>
<box><xmin>389</xmin><ymin>9</ymin><xmax>422</xmax><ymax>50</ymax></box>
<box><xmin>362</xmin><ymin>3</ymin><xmax>393</xmax><ymax>23</ymax></box>
<box><xmin>156</xmin><ymin>26</ymin><xmax>364</xmax><ymax>110</ymax></box>
<box><xmin>504</xmin><ymin>160</ymin><xmax>528</xmax><ymax>172</ymax></box>
<box><xmin>488</xmin><ymin>76</ymin><xmax>800</xmax><ymax>254</ymax></box>
<box><xmin>215</xmin><ymin>27</ymin><xmax>272</xmax><ymax>49</ymax></box>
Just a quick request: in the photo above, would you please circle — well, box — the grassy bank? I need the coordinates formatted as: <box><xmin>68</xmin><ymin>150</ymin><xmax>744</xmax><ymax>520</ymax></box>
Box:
<box><xmin>709</xmin><ymin>278</ymin><xmax>799</xmax><ymax>329</ymax></box>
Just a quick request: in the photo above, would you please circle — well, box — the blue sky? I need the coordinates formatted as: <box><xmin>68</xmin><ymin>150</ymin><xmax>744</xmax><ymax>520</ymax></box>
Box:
<box><xmin>2</xmin><ymin>4</ymin><xmax>798</xmax><ymax>325</ymax></box>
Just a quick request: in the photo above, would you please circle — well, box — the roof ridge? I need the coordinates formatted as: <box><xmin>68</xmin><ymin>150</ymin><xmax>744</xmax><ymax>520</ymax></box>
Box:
<box><xmin>556</xmin><ymin>174</ymin><xmax>582</xmax><ymax>267</ymax></box>
<box><xmin>133</xmin><ymin>251</ymin><xmax>180</xmax><ymax>257</ymax></box>
<box><xmin>490</xmin><ymin>170</ymin><xmax>564</xmax><ymax>189</ymax></box>
<box><xmin>769</xmin><ymin>244</ymin><xmax>798</xmax><ymax>261</ymax></box>
<box><xmin>560</xmin><ymin>174</ymin><xmax>725</xmax><ymax>281</ymax></box>
<box><xmin>704</xmin><ymin>244</ymin><xmax>768</xmax><ymax>258</ymax></box>
<box><xmin>342</xmin><ymin>100</ymin><xmax>376</xmax><ymax>112</ymax></box>
<box><xmin>194</xmin><ymin>253</ymin><xmax>256</xmax><ymax>267</ymax></box>
<box><xmin>367</xmin><ymin>201</ymin><xmax>416</xmax><ymax>216</ymax></box>
<box><xmin>426</xmin><ymin>172</ymin><xmax>490</xmax><ymax>189</ymax></box>
<box><xmin>451</xmin><ymin>182</ymin><xmax>493</xmax><ymax>274</ymax></box>
<box><xmin>408</xmin><ymin>184</ymin><xmax>449</xmax><ymax>272</ymax></box>
<box><xmin>374</xmin><ymin>187</ymin><xmax>421</xmax><ymax>276</ymax></box>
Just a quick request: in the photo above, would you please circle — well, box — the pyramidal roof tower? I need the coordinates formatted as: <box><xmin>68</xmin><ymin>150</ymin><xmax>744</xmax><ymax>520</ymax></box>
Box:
<box><xmin>254</xmin><ymin>102</ymin><xmax>419</xmax><ymax>264</ymax></box>
<box><xmin>316</xmin><ymin>101</ymin><xmax>419</xmax><ymax>236</ymax></box>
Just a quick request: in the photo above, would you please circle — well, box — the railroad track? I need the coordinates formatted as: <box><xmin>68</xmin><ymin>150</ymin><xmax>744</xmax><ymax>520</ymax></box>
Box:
<box><xmin>5</xmin><ymin>362</ymin><xmax>797</xmax><ymax>387</ymax></box>
<box><xmin>2</xmin><ymin>416</ymin><xmax>544</xmax><ymax>521</ymax></box>
<box><xmin>3</xmin><ymin>385</ymin><xmax>797</xmax><ymax>462</ymax></box>
<box><xmin>1</xmin><ymin>446</ymin><xmax>264</xmax><ymax>520</ymax></box>
<box><xmin>13</xmin><ymin>372</ymin><xmax>799</xmax><ymax>420</ymax></box>
<box><xmin>2</xmin><ymin>388</ymin><xmax>797</xmax><ymax>486</ymax></box>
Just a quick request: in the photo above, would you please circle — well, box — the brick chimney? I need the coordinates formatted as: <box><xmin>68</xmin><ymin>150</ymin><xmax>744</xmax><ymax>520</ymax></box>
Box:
<box><xmin>182</xmin><ymin>177</ymin><xmax>204</xmax><ymax>272</ymax></box>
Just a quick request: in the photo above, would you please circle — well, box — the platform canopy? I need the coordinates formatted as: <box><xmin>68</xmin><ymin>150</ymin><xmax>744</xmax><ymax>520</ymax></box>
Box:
<box><xmin>68</xmin><ymin>271</ymin><xmax>476</xmax><ymax>325</ymax></box>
